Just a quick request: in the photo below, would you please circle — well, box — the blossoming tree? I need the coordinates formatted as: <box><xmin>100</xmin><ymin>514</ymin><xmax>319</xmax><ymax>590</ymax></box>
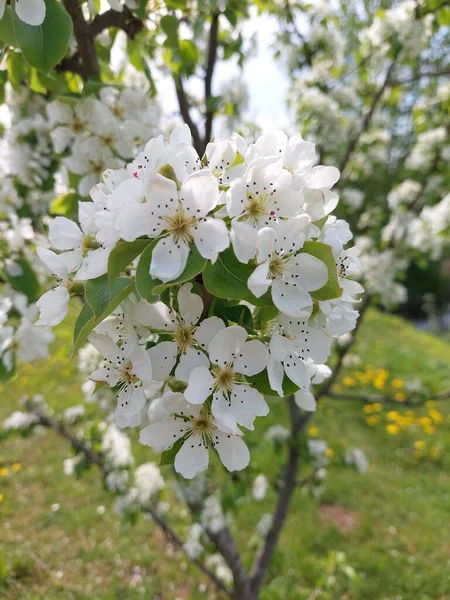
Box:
<box><xmin>1</xmin><ymin>0</ymin><xmax>449</xmax><ymax>597</ymax></box>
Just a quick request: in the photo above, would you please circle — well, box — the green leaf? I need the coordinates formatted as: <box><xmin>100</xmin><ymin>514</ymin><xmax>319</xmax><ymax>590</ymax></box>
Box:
<box><xmin>108</xmin><ymin>239</ymin><xmax>152</xmax><ymax>286</ymax></box>
<box><xmin>73</xmin><ymin>278</ymin><xmax>135</xmax><ymax>355</ymax></box>
<box><xmin>203</xmin><ymin>248</ymin><xmax>272</xmax><ymax>307</ymax></box>
<box><xmin>224</xmin><ymin>7</ymin><xmax>237</xmax><ymax>27</ymax></box>
<box><xmin>247</xmin><ymin>370</ymin><xmax>299</xmax><ymax>398</ymax></box>
<box><xmin>136</xmin><ymin>240</ymin><xmax>207</xmax><ymax>301</ymax></box>
<box><xmin>6</xmin><ymin>50</ymin><xmax>29</xmax><ymax>89</ymax></box>
<box><xmin>0</xmin><ymin>7</ymin><xmax>18</xmax><ymax>46</ymax></box>
<box><xmin>50</xmin><ymin>192</ymin><xmax>80</xmax><ymax>217</ymax></box>
<box><xmin>161</xmin><ymin>15</ymin><xmax>179</xmax><ymax>47</ymax></box>
<box><xmin>0</xmin><ymin>355</ymin><xmax>16</xmax><ymax>383</ymax></box>
<box><xmin>3</xmin><ymin>258</ymin><xmax>40</xmax><ymax>301</ymax></box>
<box><xmin>160</xmin><ymin>436</ymin><xmax>185</xmax><ymax>466</ymax></box>
<box><xmin>12</xmin><ymin>0</ymin><xmax>72</xmax><ymax>74</ymax></box>
<box><xmin>85</xmin><ymin>274</ymin><xmax>110</xmax><ymax>317</ymax></box>
<box><xmin>300</xmin><ymin>241</ymin><xmax>343</xmax><ymax>301</ymax></box>
<box><xmin>210</xmin><ymin>300</ymin><xmax>253</xmax><ymax>329</ymax></box>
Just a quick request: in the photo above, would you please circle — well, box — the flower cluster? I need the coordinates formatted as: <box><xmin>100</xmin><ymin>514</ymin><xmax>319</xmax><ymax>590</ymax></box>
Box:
<box><xmin>35</xmin><ymin>126</ymin><xmax>362</xmax><ymax>478</ymax></box>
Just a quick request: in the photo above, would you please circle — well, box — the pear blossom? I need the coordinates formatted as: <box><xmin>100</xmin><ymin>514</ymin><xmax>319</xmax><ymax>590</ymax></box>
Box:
<box><xmin>140</xmin><ymin>391</ymin><xmax>250</xmax><ymax>479</ymax></box>
<box><xmin>89</xmin><ymin>333</ymin><xmax>153</xmax><ymax>428</ymax></box>
<box><xmin>135</xmin><ymin>283</ymin><xmax>224</xmax><ymax>382</ymax></box>
<box><xmin>184</xmin><ymin>325</ymin><xmax>269</xmax><ymax>434</ymax></box>
<box><xmin>114</xmin><ymin>169</ymin><xmax>229</xmax><ymax>282</ymax></box>
<box><xmin>248</xmin><ymin>219</ymin><xmax>328</xmax><ymax>317</ymax></box>
<box><xmin>268</xmin><ymin>315</ymin><xmax>331</xmax><ymax>396</ymax></box>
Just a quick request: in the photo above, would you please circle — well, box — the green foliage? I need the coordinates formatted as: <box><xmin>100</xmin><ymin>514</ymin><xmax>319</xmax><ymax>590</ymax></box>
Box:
<box><xmin>85</xmin><ymin>274</ymin><xmax>111</xmax><ymax>317</ymax></box>
<box><xmin>11</xmin><ymin>0</ymin><xmax>72</xmax><ymax>74</ymax></box>
<box><xmin>247</xmin><ymin>369</ymin><xmax>299</xmax><ymax>397</ymax></box>
<box><xmin>301</xmin><ymin>241</ymin><xmax>343</xmax><ymax>301</ymax></box>
<box><xmin>159</xmin><ymin>437</ymin><xmax>185</xmax><ymax>466</ymax></box>
<box><xmin>108</xmin><ymin>239</ymin><xmax>152</xmax><ymax>286</ymax></box>
<box><xmin>0</xmin><ymin>7</ymin><xmax>18</xmax><ymax>46</ymax></box>
<box><xmin>2</xmin><ymin>257</ymin><xmax>40</xmax><ymax>301</ymax></box>
<box><xmin>73</xmin><ymin>278</ymin><xmax>134</xmax><ymax>354</ymax></box>
<box><xmin>136</xmin><ymin>240</ymin><xmax>207</xmax><ymax>301</ymax></box>
<box><xmin>50</xmin><ymin>193</ymin><xmax>80</xmax><ymax>218</ymax></box>
<box><xmin>6</xmin><ymin>50</ymin><xmax>29</xmax><ymax>90</ymax></box>
<box><xmin>203</xmin><ymin>248</ymin><xmax>272</xmax><ymax>307</ymax></box>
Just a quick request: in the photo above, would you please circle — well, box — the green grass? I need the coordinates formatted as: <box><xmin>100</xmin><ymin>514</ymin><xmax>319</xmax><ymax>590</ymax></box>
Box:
<box><xmin>1</xmin><ymin>309</ymin><xmax>450</xmax><ymax>600</ymax></box>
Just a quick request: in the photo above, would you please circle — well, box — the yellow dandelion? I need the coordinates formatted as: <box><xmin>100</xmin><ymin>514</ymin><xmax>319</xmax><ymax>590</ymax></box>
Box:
<box><xmin>395</xmin><ymin>392</ymin><xmax>406</xmax><ymax>402</ymax></box>
<box><xmin>366</xmin><ymin>415</ymin><xmax>380</xmax><ymax>426</ymax></box>
<box><xmin>325</xmin><ymin>448</ymin><xmax>335</xmax><ymax>459</ymax></box>
<box><xmin>386</xmin><ymin>424</ymin><xmax>400</xmax><ymax>435</ymax></box>
<box><xmin>392</xmin><ymin>379</ymin><xmax>404</xmax><ymax>389</ymax></box>
<box><xmin>0</xmin><ymin>467</ymin><xmax>9</xmax><ymax>477</ymax></box>
<box><xmin>387</xmin><ymin>411</ymin><xmax>400</xmax><ymax>421</ymax></box>
<box><xmin>372</xmin><ymin>402</ymin><xmax>383</xmax><ymax>412</ymax></box>
<box><xmin>363</xmin><ymin>404</ymin><xmax>374</xmax><ymax>414</ymax></box>
<box><xmin>423</xmin><ymin>425</ymin><xmax>436</xmax><ymax>435</ymax></box>
<box><xmin>373</xmin><ymin>378</ymin><xmax>386</xmax><ymax>391</ymax></box>
<box><xmin>414</xmin><ymin>440</ymin><xmax>425</xmax><ymax>450</ymax></box>
<box><xmin>428</xmin><ymin>409</ymin><xmax>444</xmax><ymax>423</ymax></box>
<box><xmin>342</xmin><ymin>376</ymin><xmax>355</xmax><ymax>387</ymax></box>
<box><xmin>0</xmin><ymin>494</ymin><xmax>3</xmax><ymax>503</ymax></box>
<box><xmin>12</xmin><ymin>463</ymin><xmax>21</xmax><ymax>472</ymax></box>
<box><xmin>308</xmin><ymin>427</ymin><xmax>319</xmax><ymax>437</ymax></box>
<box><xmin>425</xmin><ymin>400</ymin><xmax>436</xmax><ymax>409</ymax></box>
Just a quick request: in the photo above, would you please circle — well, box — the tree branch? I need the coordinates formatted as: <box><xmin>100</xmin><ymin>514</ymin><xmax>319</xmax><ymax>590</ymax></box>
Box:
<box><xmin>338</xmin><ymin>61</ymin><xmax>397</xmax><ymax>173</ymax></box>
<box><xmin>90</xmin><ymin>7</ymin><xmax>144</xmax><ymax>39</ymax></box>
<box><xmin>391</xmin><ymin>68</ymin><xmax>450</xmax><ymax>85</ymax></box>
<box><xmin>24</xmin><ymin>402</ymin><xmax>232</xmax><ymax>597</ymax></box>
<box><xmin>250</xmin><ymin>396</ymin><xmax>308</xmax><ymax>595</ymax></box>
<box><xmin>203</xmin><ymin>12</ymin><xmax>220</xmax><ymax>152</ymax></box>
<box><xmin>173</xmin><ymin>74</ymin><xmax>202</xmax><ymax>154</ymax></box>
<box><xmin>62</xmin><ymin>0</ymin><xmax>99</xmax><ymax>79</ymax></box>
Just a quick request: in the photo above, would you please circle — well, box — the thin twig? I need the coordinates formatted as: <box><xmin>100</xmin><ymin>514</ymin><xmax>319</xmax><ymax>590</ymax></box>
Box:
<box><xmin>391</xmin><ymin>68</ymin><xmax>450</xmax><ymax>85</ymax></box>
<box><xmin>203</xmin><ymin>12</ymin><xmax>220</xmax><ymax>152</ymax></box>
<box><xmin>338</xmin><ymin>61</ymin><xmax>397</xmax><ymax>173</ymax></box>
<box><xmin>62</xmin><ymin>0</ymin><xmax>99</xmax><ymax>79</ymax></box>
<box><xmin>173</xmin><ymin>74</ymin><xmax>202</xmax><ymax>154</ymax></box>
<box><xmin>25</xmin><ymin>402</ymin><xmax>231</xmax><ymax>596</ymax></box>
<box><xmin>90</xmin><ymin>7</ymin><xmax>144</xmax><ymax>39</ymax></box>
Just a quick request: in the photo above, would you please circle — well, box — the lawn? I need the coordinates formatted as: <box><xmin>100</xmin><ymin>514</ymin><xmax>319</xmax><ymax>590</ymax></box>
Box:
<box><xmin>1</xmin><ymin>309</ymin><xmax>449</xmax><ymax>600</ymax></box>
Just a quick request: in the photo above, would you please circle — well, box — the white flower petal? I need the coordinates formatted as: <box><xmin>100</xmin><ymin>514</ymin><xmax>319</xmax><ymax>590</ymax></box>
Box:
<box><xmin>90</xmin><ymin>366</ymin><xmax>121</xmax><ymax>387</ymax></box>
<box><xmin>150</xmin><ymin>237</ymin><xmax>189</xmax><ymax>283</ymax></box>
<box><xmin>272</xmin><ymin>279</ymin><xmax>312</xmax><ymax>317</ymax></box>
<box><xmin>140</xmin><ymin>418</ymin><xmax>189</xmax><ymax>449</ymax></box>
<box><xmin>115</xmin><ymin>202</ymin><xmax>154</xmax><ymax>241</ymax></box>
<box><xmin>193</xmin><ymin>316</ymin><xmax>225</xmax><ymax>350</ymax></box>
<box><xmin>193</xmin><ymin>218</ymin><xmax>229</xmax><ymax>262</ymax></box>
<box><xmin>175</xmin><ymin>346</ymin><xmax>209</xmax><ymax>383</ymax></box>
<box><xmin>233</xmin><ymin>340</ymin><xmax>268</xmax><ymax>376</ymax></box>
<box><xmin>256</xmin><ymin>227</ymin><xmax>276</xmax><ymax>262</ymax></box>
<box><xmin>146</xmin><ymin>341</ymin><xmax>178</xmax><ymax>381</ymax></box>
<box><xmin>248</xmin><ymin>260</ymin><xmax>272</xmax><ymax>299</ymax></box>
<box><xmin>15</xmin><ymin>0</ymin><xmax>46</xmax><ymax>25</ymax></box>
<box><xmin>89</xmin><ymin>332</ymin><xmax>124</xmax><ymax>365</ymax></box>
<box><xmin>294</xmin><ymin>389</ymin><xmax>316</xmax><ymax>411</ymax></box>
<box><xmin>185</xmin><ymin>366</ymin><xmax>215</xmax><ymax>404</ymax></box>
<box><xmin>37</xmin><ymin>247</ymin><xmax>69</xmax><ymax>280</ymax></box>
<box><xmin>300</xmin><ymin>166</ymin><xmax>340</xmax><ymax>189</ymax></box>
<box><xmin>175</xmin><ymin>433</ymin><xmax>209</xmax><ymax>479</ymax></box>
<box><xmin>269</xmin><ymin>331</ymin><xmax>293</xmax><ymax>362</ymax></box>
<box><xmin>48</xmin><ymin>217</ymin><xmax>83</xmax><ymax>251</ymax></box>
<box><xmin>289</xmin><ymin>253</ymin><xmax>328</xmax><ymax>292</ymax></box>
<box><xmin>283</xmin><ymin>353</ymin><xmax>310</xmax><ymax>389</ymax></box>
<box><xmin>36</xmin><ymin>286</ymin><xmax>69</xmax><ymax>327</ymax></box>
<box><xmin>170</xmin><ymin>123</ymin><xmax>192</xmax><ymax>145</ymax></box>
<box><xmin>267</xmin><ymin>356</ymin><xmax>284</xmax><ymax>396</ymax></box>
<box><xmin>181</xmin><ymin>170</ymin><xmax>219</xmax><ymax>217</ymax></box>
<box><xmin>214</xmin><ymin>431</ymin><xmax>250</xmax><ymax>472</ymax></box>
<box><xmin>116</xmin><ymin>386</ymin><xmax>146</xmax><ymax>429</ymax></box>
<box><xmin>177</xmin><ymin>283</ymin><xmax>203</xmax><ymax>326</ymax></box>
<box><xmin>130</xmin><ymin>346</ymin><xmax>153</xmax><ymax>381</ymax></box>
<box><xmin>230</xmin><ymin>219</ymin><xmax>258</xmax><ymax>263</ymax></box>
<box><xmin>208</xmin><ymin>325</ymin><xmax>247</xmax><ymax>366</ymax></box>
<box><xmin>133</xmin><ymin>300</ymin><xmax>176</xmax><ymax>330</ymax></box>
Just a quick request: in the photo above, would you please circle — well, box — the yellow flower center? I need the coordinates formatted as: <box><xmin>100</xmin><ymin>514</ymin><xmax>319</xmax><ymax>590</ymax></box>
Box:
<box><xmin>243</xmin><ymin>192</ymin><xmax>268</xmax><ymax>224</ymax></box>
<box><xmin>268</xmin><ymin>255</ymin><xmax>286</xmax><ymax>279</ymax></box>
<box><xmin>164</xmin><ymin>208</ymin><xmax>197</xmax><ymax>244</ymax></box>
<box><xmin>173</xmin><ymin>325</ymin><xmax>195</xmax><ymax>353</ymax></box>
<box><xmin>213</xmin><ymin>365</ymin><xmax>237</xmax><ymax>393</ymax></box>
